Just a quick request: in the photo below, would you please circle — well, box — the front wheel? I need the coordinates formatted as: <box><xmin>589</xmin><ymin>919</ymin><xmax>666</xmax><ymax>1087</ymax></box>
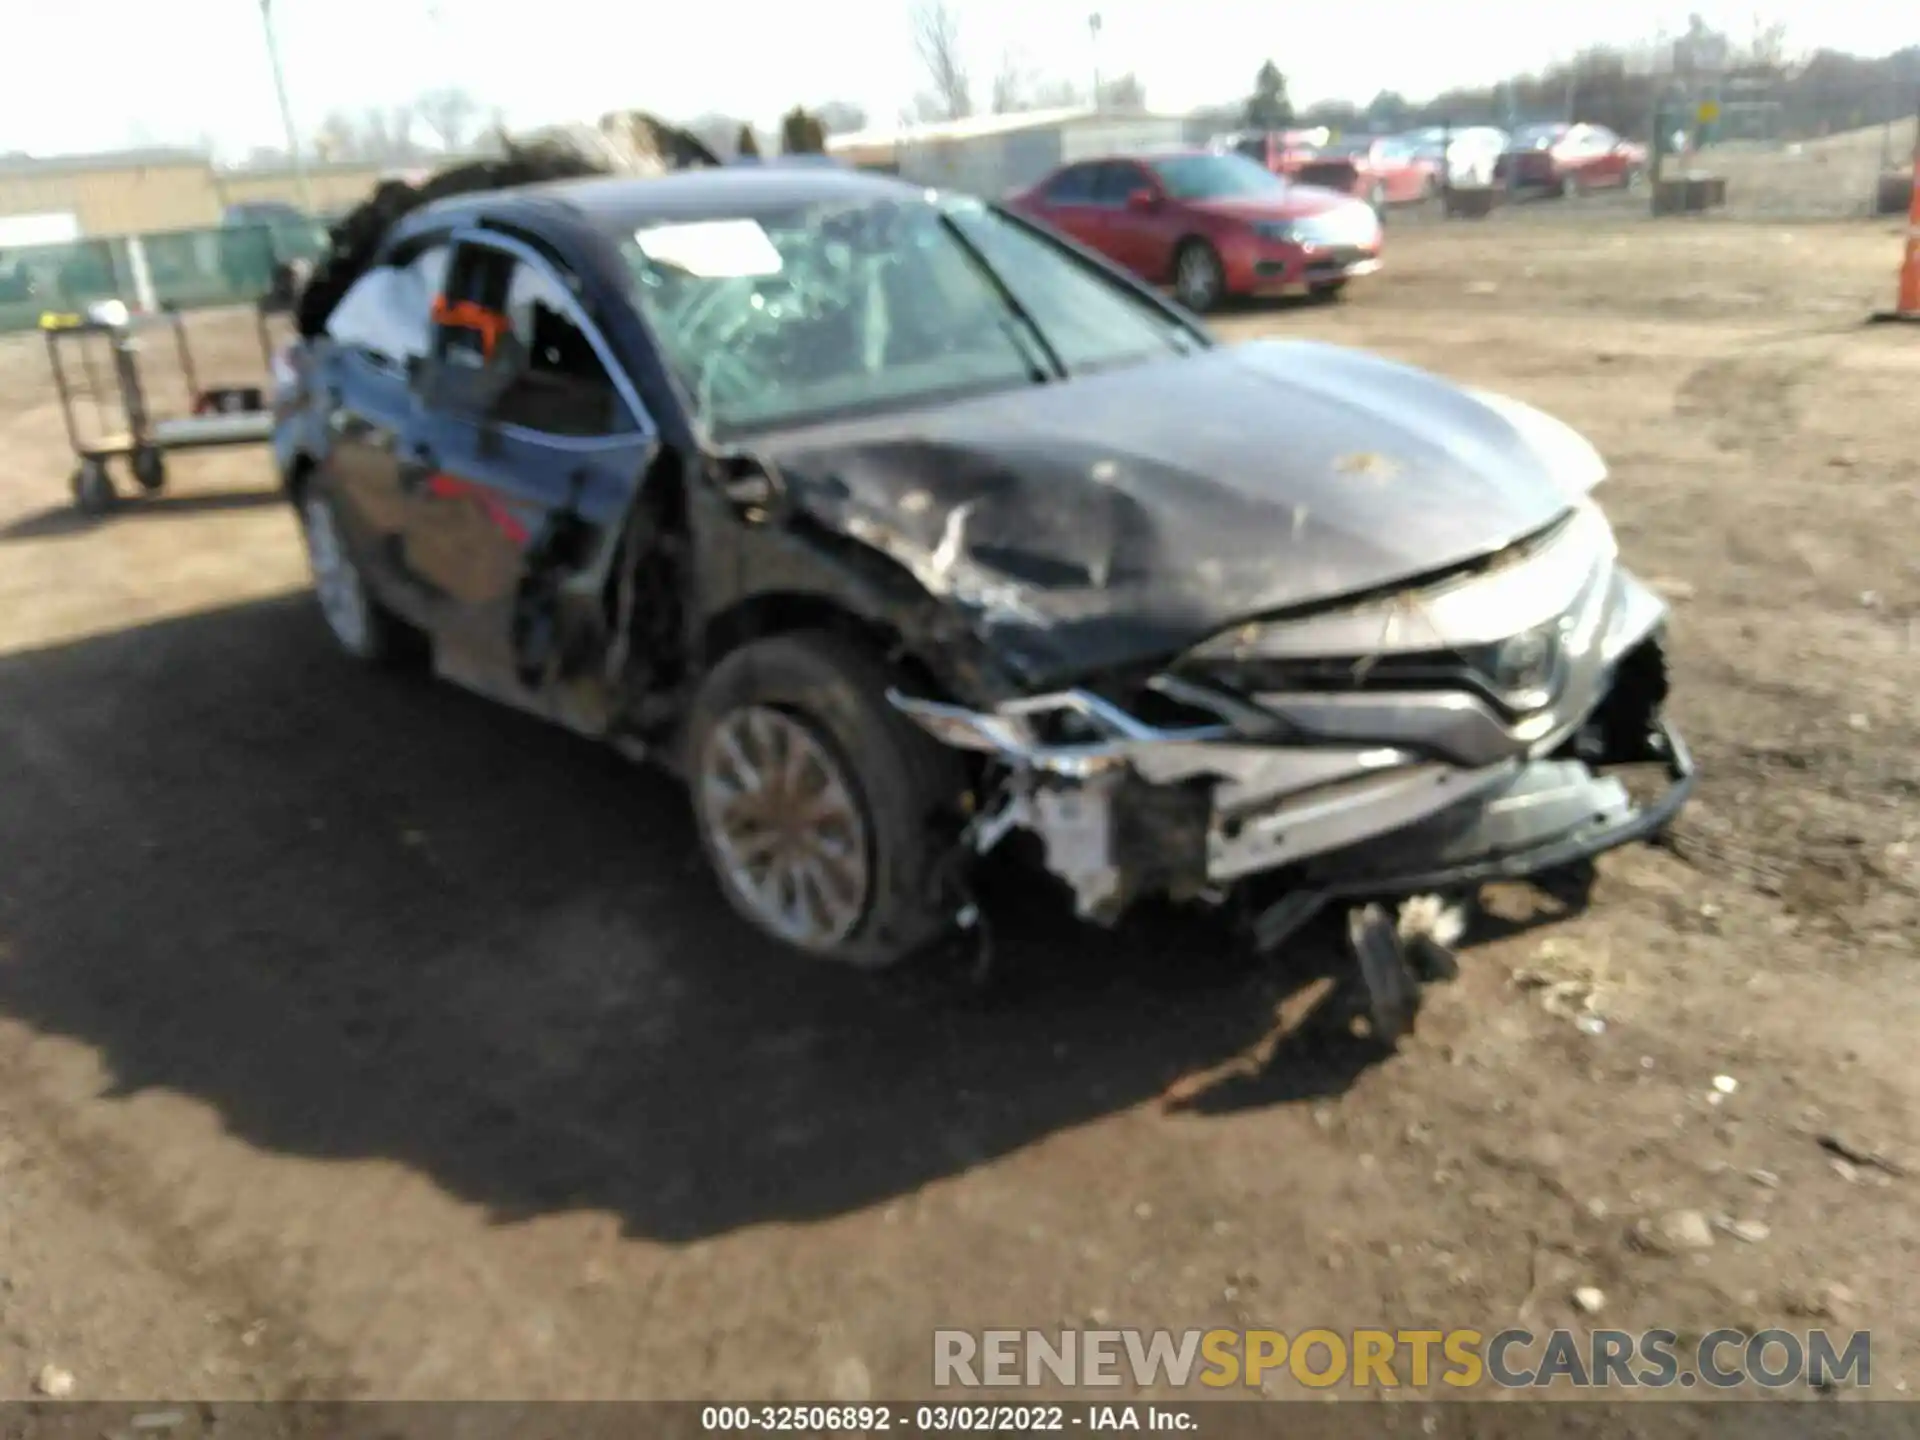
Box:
<box><xmin>683</xmin><ymin>631</ymin><xmax>964</xmax><ymax>969</ymax></box>
<box><xmin>1172</xmin><ymin>240</ymin><xmax>1226</xmax><ymax>313</ymax></box>
<box><xmin>298</xmin><ymin>480</ymin><xmax>405</xmax><ymax>662</ymax></box>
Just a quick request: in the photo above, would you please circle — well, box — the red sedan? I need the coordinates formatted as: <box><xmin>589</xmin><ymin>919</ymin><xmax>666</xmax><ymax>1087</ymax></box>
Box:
<box><xmin>1494</xmin><ymin>123</ymin><xmax>1648</xmax><ymax>196</ymax></box>
<box><xmin>1008</xmin><ymin>150</ymin><xmax>1383</xmax><ymax>313</ymax></box>
<box><xmin>1295</xmin><ymin>136</ymin><xmax>1443</xmax><ymax>209</ymax></box>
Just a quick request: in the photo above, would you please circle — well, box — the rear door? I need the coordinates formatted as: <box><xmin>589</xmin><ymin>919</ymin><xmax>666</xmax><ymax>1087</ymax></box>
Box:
<box><xmin>309</xmin><ymin>239</ymin><xmax>448</xmax><ymax>621</ymax></box>
<box><xmin>403</xmin><ymin>233</ymin><xmax>656</xmax><ymax>713</ymax></box>
<box><xmin>1028</xmin><ymin>163</ymin><xmax>1109</xmax><ymax>251</ymax></box>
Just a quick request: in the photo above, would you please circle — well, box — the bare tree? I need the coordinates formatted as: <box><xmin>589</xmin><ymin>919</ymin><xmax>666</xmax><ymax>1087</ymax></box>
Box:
<box><xmin>1098</xmin><ymin>72</ymin><xmax>1147</xmax><ymax>111</ymax></box>
<box><xmin>415</xmin><ymin>86</ymin><xmax>480</xmax><ymax>151</ymax></box>
<box><xmin>815</xmin><ymin>100</ymin><xmax>869</xmax><ymax>134</ymax></box>
<box><xmin>991</xmin><ymin>52</ymin><xmax>1032</xmax><ymax>114</ymax></box>
<box><xmin>911</xmin><ymin>0</ymin><xmax>973</xmax><ymax>120</ymax></box>
<box><xmin>311</xmin><ymin>111</ymin><xmax>362</xmax><ymax>163</ymax></box>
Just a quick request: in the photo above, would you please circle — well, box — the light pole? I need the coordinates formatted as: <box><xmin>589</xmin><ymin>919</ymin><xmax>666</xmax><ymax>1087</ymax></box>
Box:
<box><xmin>1088</xmin><ymin>12</ymin><xmax>1103</xmax><ymax>113</ymax></box>
<box><xmin>258</xmin><ymin>0</ymin><xmax>315</xmax><ymax>213</ymax></box>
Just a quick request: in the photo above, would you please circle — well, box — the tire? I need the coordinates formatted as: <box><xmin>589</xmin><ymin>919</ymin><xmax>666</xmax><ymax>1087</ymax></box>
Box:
<box><xmin>682</xmin><ymin>630</ymin><xmax>965</xmax><ymax>969</ymax></box>
<box><xmin>1308</xmin><ymin>279</ymin><xmax>1348</xmax><ymax>304</ymax></box>
<box><xmin>131</xmin><ymin>445</ymin><xmax>166</xmax><ymax>492</ymax></box>
<box><xmin>296</xmin><ymin>475</ymin><xmax>406</xmax><ymax>663</ymax></box>
<box><xmin>71</xmin><ymin>459</ymin><xmax>116</xmax><ymax>516</ymax></box>
<box><xmin>1368</xmin><ymin>182</ymin><xmax>1388</xmax><ymax>213</ymax></box>
<box><xmin>1172</xmin><ymin>239</ymin><xmax>1226</xmax><ymax>314</ymax></box>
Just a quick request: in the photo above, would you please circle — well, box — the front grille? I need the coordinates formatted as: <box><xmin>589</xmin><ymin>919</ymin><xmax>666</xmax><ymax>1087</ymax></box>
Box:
<box><xmin>1302</xmin><ymin>245</ymin><xmax>1371</xmax><ymax>270</ymax></box>
<box><xmin>1290</xmin><ymin>210</ymin><xmax>1380</xmax><ymax>248</ymax></box>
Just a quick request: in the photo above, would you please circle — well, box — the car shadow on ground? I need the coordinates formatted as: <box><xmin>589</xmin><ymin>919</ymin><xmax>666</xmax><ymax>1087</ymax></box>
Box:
<box><xmin>0</xmin><ymin>594</ymin><xmax>1497</xmax><ymax>1242</ymax></box>
<box><xmin>0</xmin><ymin>488</ymin><xmax>283</xmax><ymax>541</ymax></box>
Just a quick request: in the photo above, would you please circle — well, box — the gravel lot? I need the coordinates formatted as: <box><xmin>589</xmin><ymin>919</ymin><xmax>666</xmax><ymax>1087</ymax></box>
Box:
<box><xmin>0</xmin><ymin>211</ymin><xmax>1914</xmax><ymax>1402</ymax></box>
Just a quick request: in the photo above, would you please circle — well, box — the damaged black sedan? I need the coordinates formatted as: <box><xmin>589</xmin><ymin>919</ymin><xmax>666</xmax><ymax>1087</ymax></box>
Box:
<box><xmin>274</xmin><ymin>163</ymin><xmax>1691</xmax><ymax>982</ymax></box>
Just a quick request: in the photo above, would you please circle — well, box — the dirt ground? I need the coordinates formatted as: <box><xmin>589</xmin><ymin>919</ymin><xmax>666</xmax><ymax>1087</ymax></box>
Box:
<box><xmin>0</xmin><ymin>213</ymin><xmax>1915</xmax><ymax>1404</ymax></box>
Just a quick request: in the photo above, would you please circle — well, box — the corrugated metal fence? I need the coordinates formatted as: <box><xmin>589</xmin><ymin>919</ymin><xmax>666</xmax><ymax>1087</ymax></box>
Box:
<box><xmin>0</xmin><ymin>220</ymin><xmax>329</xmax><ymax>334</ymax></box>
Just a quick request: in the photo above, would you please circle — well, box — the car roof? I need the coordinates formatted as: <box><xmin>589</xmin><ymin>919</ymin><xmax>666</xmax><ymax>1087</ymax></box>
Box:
<box><xmin>412</xmin><ymin>165</ymin><xmax>927</xmax><ymax>238</ymax></box>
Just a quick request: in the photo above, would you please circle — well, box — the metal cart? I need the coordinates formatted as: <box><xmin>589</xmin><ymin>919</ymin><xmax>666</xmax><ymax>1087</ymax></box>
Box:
<box><xmin>41</xmin><ymin>296</ymin><xmax>292</xmax><ymax>516</ymax></box>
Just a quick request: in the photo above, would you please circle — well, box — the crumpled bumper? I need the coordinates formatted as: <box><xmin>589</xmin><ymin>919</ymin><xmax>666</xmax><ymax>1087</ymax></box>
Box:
<box><xmin>1246</xmin><ymin>718</ymin><xmax>1693</xmax><ymax>951</ymax></box>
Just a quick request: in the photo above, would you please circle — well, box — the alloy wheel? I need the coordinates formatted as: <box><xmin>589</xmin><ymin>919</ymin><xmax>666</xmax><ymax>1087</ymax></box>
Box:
<box><xmin>697</xmin><ymin>704</ymin><xmax>873</xmax><ymax>952</ymax></box>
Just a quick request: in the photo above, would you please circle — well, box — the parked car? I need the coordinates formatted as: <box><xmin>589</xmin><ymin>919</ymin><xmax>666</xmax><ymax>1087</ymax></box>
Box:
<box><xmin>1217</xmin><ymin>129</ymin><xmax>1330</xmax><ymax>178</ymax></box>
<box><xmin>275</xmin><ymin>165</ymin><xmax>1690</xmax><ymax>985</ymax></box>
<box><xmin>1400</xmin><ymin>126</ymin><xmax>1510</xmax><ymax>188</ymax></box>
<box><xmin>1282</xmin><ymin>135</ymin><xmax>1442</xmax><ymax>209</ymax></box>
<box><xmin>1495</xmin><ymin>123</ymin><xmax>1648</xmax><ymax>196</ymax></box>
<box><xmin>1008</xmin><ymin>150</ymin><xmax>1382</xmax><ymax>311</ymax></box>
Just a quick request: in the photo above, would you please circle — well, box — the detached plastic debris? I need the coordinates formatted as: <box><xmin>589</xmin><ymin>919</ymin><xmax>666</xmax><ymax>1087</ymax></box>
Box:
<box><xmin>1348</xmin><ymin>903</ymin><xmax>1423</xmax><ymax>1045</ymax></box>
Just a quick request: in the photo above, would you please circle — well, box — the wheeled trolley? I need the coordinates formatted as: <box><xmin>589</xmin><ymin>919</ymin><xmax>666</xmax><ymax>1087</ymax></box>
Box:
<box><xmin>41</xmin><ymin>296</ymin><xmax>292</xmax><ymax>516</ymax></box>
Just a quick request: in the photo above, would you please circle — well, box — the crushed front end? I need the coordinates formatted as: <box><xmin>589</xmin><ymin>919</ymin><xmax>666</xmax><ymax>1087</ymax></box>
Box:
<box><xmin>889</xmin><ymin>499</ymin><xmax>1693</xmax><ymax>956</ymax></box>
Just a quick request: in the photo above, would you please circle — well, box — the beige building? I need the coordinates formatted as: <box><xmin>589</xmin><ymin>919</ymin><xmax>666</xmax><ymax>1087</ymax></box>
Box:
<box><xmin>0</xmin><ymin>148</ymin><xmax>390</xmax><ymax>236</ymax></box>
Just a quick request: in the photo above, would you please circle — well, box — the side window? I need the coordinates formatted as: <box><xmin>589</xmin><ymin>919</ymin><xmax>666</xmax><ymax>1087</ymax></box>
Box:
<box><xmin>323</xmin><ymin>242</ymin><xmax>447</xmax><ymax>370</ymax></box>
<box><xmin>495</xmin><ymin>258</ymin><xmax>633</xmax><ymax>437</ymax></box>
<box><xmin>1044</xmin><ymin>165</ymin><xmax>1098</xmax><ymax>204</ymax></box>
<box><xmin>1588</xmin><ymin>126</ymin><xmax>1619</xmax><ymax>151</ymax></box>
<box><xmin>433</xmin><ymin>243</ymin><xmax>512</xmax><ymax>370</ymax></box>
<box><xmin>1087</xmin><ymin>163</ymin><xmax>1135</xmax><ymax>207</ymax></box>
<box><xmin>1098</xmin><ymin>163</ymin><xmax>1151</xmax><ymax>203</ymax></box>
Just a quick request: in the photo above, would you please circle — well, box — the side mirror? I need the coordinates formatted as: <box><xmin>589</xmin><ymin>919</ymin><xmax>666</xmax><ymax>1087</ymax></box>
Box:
<box><xmin>1126</xmin><ymin>188</ymin><xmax>1160</xmax><ymax>212</ymax></box>
<box><xmin>712</xmin><ymin>453</ymin><xmax>788</xmax><ymax>524</ymax></box>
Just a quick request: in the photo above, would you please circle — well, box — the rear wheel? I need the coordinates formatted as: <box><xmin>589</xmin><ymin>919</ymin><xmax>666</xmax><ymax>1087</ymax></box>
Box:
<box><xmin>1172</xmin><ymin>240</ymin><xmax>1226</xmax><ymax>313</ymax></box>
<box><xmin>683</xmin><ymin>631</ymin><xmax>965</xmax><ymax>969</ymax></box>
<box><xmin>1368</xmin><ymin>181</ymin><xmax>1388</xmax><ymax>213</ymax></box>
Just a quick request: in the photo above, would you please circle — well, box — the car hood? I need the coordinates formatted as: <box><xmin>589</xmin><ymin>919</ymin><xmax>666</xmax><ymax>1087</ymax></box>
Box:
<box><xmin>1185</xmin><ymin>186</ymin><xmax>1357</xmax><ymax>222</ymax></box>
<box><xmin>757</xmin><ymin>339</ymin><xmax>1585</xmax><ymax>690</ymax></box>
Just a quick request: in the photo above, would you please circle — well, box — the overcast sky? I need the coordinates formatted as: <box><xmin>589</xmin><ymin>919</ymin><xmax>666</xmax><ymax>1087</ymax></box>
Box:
<box><xmin>8</xmin><ymin>0</ymin><xmax>1915</xmax><ymax>157</ymax></box>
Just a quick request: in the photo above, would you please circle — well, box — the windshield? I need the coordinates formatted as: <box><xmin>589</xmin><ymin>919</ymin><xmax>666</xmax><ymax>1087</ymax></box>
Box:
<box><xmin>1147</xmin><ymin>153</ymin><xmax>1287</xmax><ymax>200</ymax></box>
<box><xmin>619</xmin><ymin>195</ymin><xmax>1201</xmax><ymax>438</ymax></box>
<box><xmin>1513</xmin><ymin>124</ymin><xmax>1565</xmax><ymax>148</ymax></box>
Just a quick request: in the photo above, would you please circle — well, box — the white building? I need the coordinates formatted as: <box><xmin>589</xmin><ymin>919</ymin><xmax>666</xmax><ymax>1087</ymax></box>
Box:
<box><xmin>828</xmin><ymin>107</ymin><xmax>1189</xmax><ymax>198</ymax></box>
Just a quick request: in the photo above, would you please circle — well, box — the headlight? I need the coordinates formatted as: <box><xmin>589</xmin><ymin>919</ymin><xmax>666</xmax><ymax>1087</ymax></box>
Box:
<box><xmin>1469</xmin><ymin>388</ymin><xmax>1609</xmax><ymax>493</ymax></box>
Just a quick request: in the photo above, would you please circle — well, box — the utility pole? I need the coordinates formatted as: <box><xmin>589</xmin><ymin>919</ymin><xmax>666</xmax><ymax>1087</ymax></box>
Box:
<box><xmin>258</xmin><ymin>0</ymin><xmax>315</xmax><ymax>213</ymax></box>
<box><xmin>1088</xmin><ymin>12</ymin><xmax>1103</xmax><ymax>113</ymax></box>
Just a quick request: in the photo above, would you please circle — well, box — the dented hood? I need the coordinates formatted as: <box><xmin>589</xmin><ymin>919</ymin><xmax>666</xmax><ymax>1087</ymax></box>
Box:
<box><xmin>759</xmin><ymin>338</ymin><xmax>1583</xmax><ymax>688</ymax></box>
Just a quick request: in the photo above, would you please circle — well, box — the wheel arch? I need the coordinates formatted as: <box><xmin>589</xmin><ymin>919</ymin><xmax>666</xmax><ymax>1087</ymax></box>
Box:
<box><xmin>702</xmin><ymin>590</ymin><xmax>951</xmax><ymax>703</ymax></box>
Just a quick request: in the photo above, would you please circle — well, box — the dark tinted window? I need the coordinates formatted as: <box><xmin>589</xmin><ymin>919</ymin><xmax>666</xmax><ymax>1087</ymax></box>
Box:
<box><xmin>1088</xmin><ymin>162</ymin><xmax>1147</xmax><ymax>204</ymax></box>
<box><xmin>1233</xmin><ymin>135</ymin><xmax>1268</xmax><ymax>162</ymax></box>
<box><xmin>1043</xmin><ymin>164</ymin><xmax>1100</xmax><ymax>203</ymax></box>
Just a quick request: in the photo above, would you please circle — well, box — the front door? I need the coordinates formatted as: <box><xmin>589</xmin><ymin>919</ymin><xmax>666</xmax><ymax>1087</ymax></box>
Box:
<box><xmin>1092</xmin><ymin>160</ymin><xmax>1171</xmax><ymax>279</ymax></box>
<box><xmin>309</xmin><ymin>240</ymin><xmax>447</xmax><ymax>620</ymax></box>
<box><xmin>403</xmin><ymin>237</ymin><xmax>657</xmax><ymax>724</ymax></box>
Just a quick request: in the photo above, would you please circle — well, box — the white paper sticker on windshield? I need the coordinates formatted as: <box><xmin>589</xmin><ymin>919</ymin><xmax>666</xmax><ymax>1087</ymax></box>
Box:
<box><xmin>634</xmin><ymin>219</ymin><xmax>784</xmax><ymax>278</ymax></box>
